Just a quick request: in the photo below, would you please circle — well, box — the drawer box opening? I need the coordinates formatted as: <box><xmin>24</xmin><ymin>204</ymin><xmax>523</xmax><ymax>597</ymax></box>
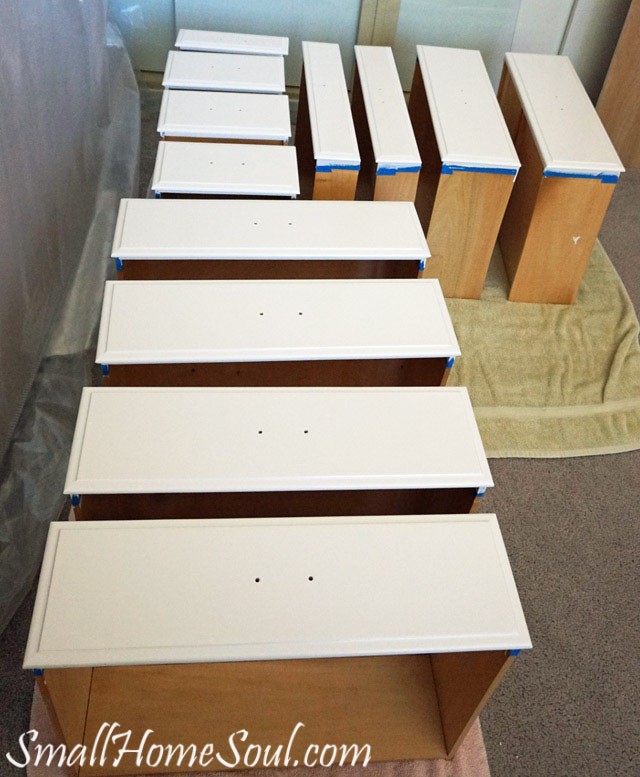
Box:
<box><xmin>40</xmin><ymin>650</ymin><xmax>514</xmax><ymax>776</ymax></box>
<box><xmin>73</xmin><ymin>488</ymin><xmax>479</xmax><ymax>521</ymax></box>
<box><xmin>103</xmin><ymin>358</ymin><xmax>450</xmax><ymax>388</ymax></box>
<box><xmin>116</xmin><ymin>259</ymin><xmax>419</xmax><ymax>281</ymax></box>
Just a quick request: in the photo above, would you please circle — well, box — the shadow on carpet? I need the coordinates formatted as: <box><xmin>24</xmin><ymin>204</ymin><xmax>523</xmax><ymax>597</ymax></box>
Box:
<box><xmin>447</xmin><ymin>241</ymin><xmax>640</xmax><ymax>457</ymax></box>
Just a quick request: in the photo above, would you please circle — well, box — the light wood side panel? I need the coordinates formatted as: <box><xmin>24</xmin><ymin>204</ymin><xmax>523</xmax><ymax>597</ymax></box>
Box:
<box><xmin>312</xmin><ymin>168</ymin><xmax>359</xmax><ymax>201</ymax></box>
<box><xmin>80</xmin><ymin>656</ymin><xmax>447</xmax><ymax>775</ymax></box>
<box><xmin>507</xmin><ymin>173</ymin><xmax>615</xmax><ymax>303</ymax></box>
<box><xmin>422</xmin><ymin>171</ymin><xmax>514</xmax><ymax>299</ymax></box>
<box><xmin>374</xmin><ymin>171</ymin><xmax>419</xmax><ymax>202</ymax></box>
<box><xmin>431</xmin><ymin>650</ymin><xmax>513</xmax><ymax>758</ymax></box>
<box><xmin>596</xmin><ymin>0</ymin><xmax>640</xmax><ymax>168</ymax></box>
<box><xmin>39</xmin><ymin>668</ymin><xmax>93</xmax><ymax>752</ymax></box>
<box><xmin>498</xmin><ymin>118</ymin><xmax>545</xmax><ymax>287</ymax></box>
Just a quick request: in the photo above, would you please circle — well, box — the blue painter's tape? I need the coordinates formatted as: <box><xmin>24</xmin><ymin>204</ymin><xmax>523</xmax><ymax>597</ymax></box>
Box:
<box><xmin>442</xmin><ymin>164</ymin><xmax>518</xmax><ymax>176</ymax></box>
<box><xmin>476</xmin><ymin>486</ymin><xmax>487</xmax><ymax>498</ymax></box>
<box><xmin>446</xmin><ymin>357</ymin><xmax>455</xmax><ymax>369</ymax></box>
<box><xmin>154</xmin><ymin>191</ymin><xmax>161</xmax><ymax>199</ymax></box>
<box><xmin>316</xmin><ymin>163</ymin><xmax>360</xmax><ymax>172</ymax></box>
<box><xmin>101</xmin><ymin>364</ymin><xmax>110</xmax><ymax>377</ymax></box>
<box><xmin>377</xmin><ymin>165</ymin><xmax>422</xmax><ymax>176</ymax></box>
<box><xmin>509</xmin><ymin>649</ymin><xmax>521</xmax><ymax>657</ymax></box>
<box><xmin>419</xmin><ymin>259</ymin><xmax>426</xmax><ymax>271</ymax></box>
<box><xmin>32</xmin><ymin>668</ymin><xmax>44</xmax><ymax>677</ymax></box>
<box><xmin>543</xmin><ymin>170</ymin><xmax>619</xmax><ymax>184</ymax></box>
<box><xmin>115</xmin><ymin>257</ymin><xmax>124</xmax><ymax>272</ymax></box>
<box><xmin>71</xmin><ymin>494</ymin><xmax>81</xmax><ymax>506</ymax></box>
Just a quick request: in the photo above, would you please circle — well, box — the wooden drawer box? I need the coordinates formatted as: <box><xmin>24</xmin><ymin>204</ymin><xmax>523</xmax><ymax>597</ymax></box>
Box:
<box><xmin>96</xmin><ymin>279</ymin><xmax>460</xmax><ymax>387</ymax></box>
<box><xmin>157</xmin><ymin>89</ymin><xmax>291</xmax><ymax>144</ymax></box>
<box><xmin>151</xmin><ymin>142</ymin><xmax>299</xmax><ymax>199</ymax></box>
<box><xmin>64</xmin><ymin>387</ymin><xmax>491</xmax><ymax>520</ymax></box>
<box><xmin>352</xmin><ymin>46</ymin><xmax>421</xmax><ymax>202</ymax></box>
<box><xmin>162</xmin><ymin>50</ymin><xmax>285</xmax><ymax>94</ymax></box>
<box><xmin>498</xmin><ymin>53</ymin><xmax>624</xmax><ymax>304</ymax></box>
<box><xmin>295</xmin><ymin>42</ymin><xmax>360</xmax><ymax>200</ymax></box>
<box><xmin>409</xmin><ymin>46</ymin><xmax>520</xmax><ymax>299</ymax></box>
<box><xmin>25</xmin><ymin>515</ymin><xmax>531</xmax><ymax>775</ymax></box>
<box><xmin>110</xmin><ymin>199</ymin><xmax>428</xmax><ymax>280</ymax></box>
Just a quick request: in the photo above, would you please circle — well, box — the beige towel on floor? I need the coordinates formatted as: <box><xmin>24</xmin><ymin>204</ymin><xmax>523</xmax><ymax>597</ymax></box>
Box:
<box><xmin>447</xmin><ymin>241</ymin><xmax>640</xmax><ymax>457</ymax></box>
<box><xmin>26</xmin><ymin>683</ymin><xmax>490</xmax><ymax>777</ymax></box>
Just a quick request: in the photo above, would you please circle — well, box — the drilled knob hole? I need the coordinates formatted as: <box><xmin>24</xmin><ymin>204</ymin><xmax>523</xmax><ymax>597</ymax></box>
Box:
<box><xmin>255</xmin><ymin>577</ymin><xmax>260</xmax><ymax>583</ymax></box>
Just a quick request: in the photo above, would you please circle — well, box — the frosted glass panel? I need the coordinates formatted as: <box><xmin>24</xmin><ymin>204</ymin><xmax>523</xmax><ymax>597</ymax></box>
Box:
<box><xmin>394</xmin><ymin>0</ymin><xmax>521</xmax><ymax>90</ymax></box>
<box><xmin>175</xmin><ymin>0</ymin><xmax>362</xmax><ymax>86</ymax></box>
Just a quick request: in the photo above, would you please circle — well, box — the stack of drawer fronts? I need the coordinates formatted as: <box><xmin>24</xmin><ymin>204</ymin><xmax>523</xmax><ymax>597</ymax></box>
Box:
<box><xmin>156</xmin><ymin>29</ymin><xmax>297</xmax><ymax>199</ymax></box>
<box><xmin>25</xmin><ymin>32</ymin><xmax>531</xmax><ymax>775</ymax></box>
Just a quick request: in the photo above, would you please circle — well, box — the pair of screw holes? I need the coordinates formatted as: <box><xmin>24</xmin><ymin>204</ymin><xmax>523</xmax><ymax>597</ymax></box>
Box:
<box><xmin>254</xmin><ymin>576</ymin><xmax>314</xmax><ymax>582</ymax></box>
<box><xmin>259</xmin><ymin>312</ymin><xmax>303</xmax><ymax>316</ymax></box>
<box><xmin>257</xmin><ymin>430</ymin><xmax>309</xmax><ymax>434</ymax></box>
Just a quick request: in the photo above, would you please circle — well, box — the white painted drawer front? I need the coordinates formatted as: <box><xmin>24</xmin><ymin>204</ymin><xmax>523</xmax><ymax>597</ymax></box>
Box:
<box><xmin>64</xmin><ymin>387</ymin><xmax>491</xmax><ymax>495</ymax></box>
<box><xmin>24</xmin><ymin>514</ymin><xmax>530</xmax><ymax>668</ymax></box>
<box><xmin>151</xmin><ymin>142</ymin><xmax>299</xmax><ymax>196</ymax></box>
<box><xmin>96</xmin><ymin>279</ymin><xmax>459</xmax><ymax>364</ymax></box>
<box><xmin>505</xmin><ymin>53</ymin><xmax>624</xmax><ymax>177</ymax></box>
<box><xmin>416</xmin><ymin>46</ymin><xmax>520</xmax><ymax>172</ymax></box>
<box><xmin>163</xmin><ymin>50</ymin><xmax>285</xmax><ymax>93</ymax></box>
<box><xmin>158</xmin><ymin>89</ymin><xmax>291</xmax><ymax>141</ymax></box>
<box><xmin>111</xmin><ymin>200</ymin><xmax>429</xmax><ymax>261</ymax></box>
<box><xmin>176</xmin><ymin>28</ymin><xmax>289</xmax><ymax>56</ymax></box>
<box><xmin>302</xmin><ymin>41</ymin><xmax>360</xmax><ymax>167</ymax></box>
<box><xmin>355</xmin><ymin>46</ymin><xmax>420</xmax><ymax>168</ymax></box>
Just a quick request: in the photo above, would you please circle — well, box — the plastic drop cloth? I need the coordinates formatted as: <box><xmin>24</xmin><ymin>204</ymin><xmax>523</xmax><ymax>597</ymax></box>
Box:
<box><xmin>0</xmin><ymin>3</ymin><xmax>140</xmax><ymax>634</ymax></box>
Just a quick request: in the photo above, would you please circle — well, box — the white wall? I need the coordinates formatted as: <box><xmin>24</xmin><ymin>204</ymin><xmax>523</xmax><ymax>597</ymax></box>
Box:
<box><xmin>560</xmin><ymin>0</ymin><xmax>631</xmax><ymax>101</ymax></box>
<box><xmin>109</xmin><ymin>0</ymin><xmax>632</xmax><ymax>102</ymax></box>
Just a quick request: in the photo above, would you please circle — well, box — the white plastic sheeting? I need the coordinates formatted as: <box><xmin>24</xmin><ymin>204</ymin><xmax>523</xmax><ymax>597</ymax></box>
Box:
<box><xmin>0</xmin><ymin>2</ymin><xmax>139</xmax><ymax>633</ymax></box>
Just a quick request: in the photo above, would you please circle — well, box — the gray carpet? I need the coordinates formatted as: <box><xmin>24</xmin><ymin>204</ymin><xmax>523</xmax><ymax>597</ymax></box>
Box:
<box><xmin>0</xmin><ymin>91</ymin><xmax>638</xmax><ymax>777</ymax></box>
